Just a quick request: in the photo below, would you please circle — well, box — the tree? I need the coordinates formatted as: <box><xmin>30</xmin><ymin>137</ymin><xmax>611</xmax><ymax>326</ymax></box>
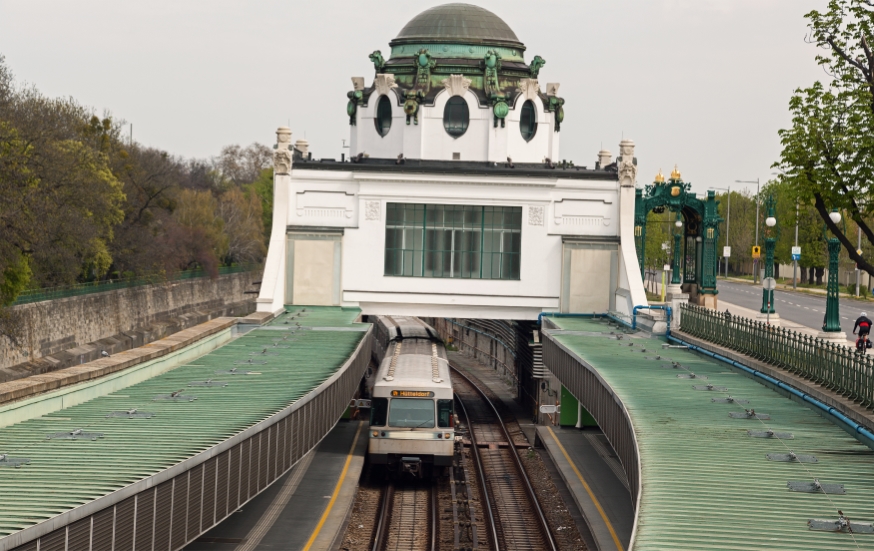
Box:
<box><xmin>218</xmin><ymin>188</ymin><xmax>266</xmax><ymax>265</ymax></box>
<box><xmin>214</xmin><ymin>143</ymin><xmax>272</xmax><ymax>188</ymax></box>
<box><xmin>775</xmin><ymin>0</ymin><xmax>874</xmax><ymax>277</ymax></box>
<box><xmin>246</xmin><ymin>168</ymin><xmax>274</xmax><ymax>243</ymax></box>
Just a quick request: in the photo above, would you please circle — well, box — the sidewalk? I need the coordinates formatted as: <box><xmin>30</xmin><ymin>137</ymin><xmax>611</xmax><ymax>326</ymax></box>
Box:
<box><xmin>721</xmin><ymin>275</ymin><xmax>871</xmax><ymax>301</ymax></box>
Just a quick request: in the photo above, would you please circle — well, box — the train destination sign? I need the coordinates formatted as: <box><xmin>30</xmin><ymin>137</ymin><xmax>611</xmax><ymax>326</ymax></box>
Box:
<box><xmin>391</xmin><ymin>390</ymin><xmax>435</xmax><ymax>397</ymax></box>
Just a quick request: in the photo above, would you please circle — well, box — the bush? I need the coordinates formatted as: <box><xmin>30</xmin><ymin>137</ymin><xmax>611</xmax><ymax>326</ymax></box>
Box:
<box><xmin>862</xmin><ymin>286</ymin><xmax>869</xmax><ymax>299</ymax></box>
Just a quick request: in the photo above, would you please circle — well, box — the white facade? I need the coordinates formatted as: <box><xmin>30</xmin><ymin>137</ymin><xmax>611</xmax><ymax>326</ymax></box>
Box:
<box><xmin>350</xmin><ymin>81</ymin><xmax>560</xmax><ymax>164</ymax></box>
<box><xmin>256</xmin><ymin>128</ymin><xmax>647</xmax><ymax>320</ymax></box>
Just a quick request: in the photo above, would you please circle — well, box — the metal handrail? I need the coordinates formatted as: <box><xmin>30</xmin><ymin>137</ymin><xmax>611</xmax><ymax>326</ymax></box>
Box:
<box><xmin>678</xmin><ymin>304</ymin><xmax>873</xmax><ymax>410</ymax></box>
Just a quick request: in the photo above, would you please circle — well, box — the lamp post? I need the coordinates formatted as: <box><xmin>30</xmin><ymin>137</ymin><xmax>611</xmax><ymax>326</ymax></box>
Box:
<box><xmin>761</xmin><ymin>195</ymin><xmax>777</xmax><ymax>315</ymax></box>
<box><xmin>823</xmin><ymin>209</ymin><xmax>843</xmax><ymax>336</ymax></box>
<box><xmin>709</xmin><ymin>186</ymin><xmax>731</xmax><ymax>278</ymax></box>
<box><xmin>736</xmin><ymin>178</ymin><xmax>760</xmax><ymax>282</ymax></box>
<box><xmin>672</xmin><ymin>212</ymin><xmax>683</xmax><ymax>285</ymax></box>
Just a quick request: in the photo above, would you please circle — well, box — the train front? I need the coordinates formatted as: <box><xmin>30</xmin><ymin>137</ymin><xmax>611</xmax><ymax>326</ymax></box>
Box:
<box><xmin>368</xmin><ymin>345</ymin><xmax>454</xmax><ymax>477</ymax></box>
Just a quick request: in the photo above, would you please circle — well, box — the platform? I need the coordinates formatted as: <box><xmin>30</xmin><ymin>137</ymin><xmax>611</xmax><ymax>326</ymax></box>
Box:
<box><xmin>536</xmin><ymin>426</ymin><xmax>633</xmax><ymax>551</ymax></box>
<box><xmin>184</xmin><ymin>420</ymin><xmax>367</xmax><ymax>551</ymax></box>
<box><xmin>544</xmin><ymin>316</ymin><xmax>874</xmax><ymax>551</ymax></box>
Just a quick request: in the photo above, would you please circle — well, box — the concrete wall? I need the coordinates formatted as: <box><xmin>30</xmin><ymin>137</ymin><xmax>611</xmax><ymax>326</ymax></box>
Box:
<box><xmin>1</xmin><ymin>271</ymin><xmax>258</xmax><ymax>376</ymax></box>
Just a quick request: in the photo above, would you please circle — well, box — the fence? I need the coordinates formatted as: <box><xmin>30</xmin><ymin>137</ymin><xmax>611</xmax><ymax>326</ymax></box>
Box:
<box><xmin>679</xmin><ymin>304</ymin><xmax>873</xmax><ymax>410</ymax></box>
<box><xmin>12</xmin><ymin>265</ymin><xmax>255</xmax><ymax>306</ymax></box>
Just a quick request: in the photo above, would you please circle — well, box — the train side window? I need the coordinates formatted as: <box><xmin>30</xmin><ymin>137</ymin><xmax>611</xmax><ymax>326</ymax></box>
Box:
<box><xmin>437</xmin><ymin>399</ymin><xmax>454</xmax><ymax>428</ymax></box>
<box><xmin>370</xmin><ymin>398</ymin><xmax>388</xmax><ymax>426</ymax></box>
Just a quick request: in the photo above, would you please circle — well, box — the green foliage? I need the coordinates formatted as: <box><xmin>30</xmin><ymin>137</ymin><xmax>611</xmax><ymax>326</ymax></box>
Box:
<box><xmin>246</xmin><ymin>168</ymin><xmax>274</xmax><ymax>244</ymax></box>
<box><xmin>0</xmin><ymin>254</ymin><xmax>31</xmax><ymax>307</ymax></box>
<box><xmin>774</xmin><ymin>0</ymin><xmax>874</xmax><ymax>276</ymax></box>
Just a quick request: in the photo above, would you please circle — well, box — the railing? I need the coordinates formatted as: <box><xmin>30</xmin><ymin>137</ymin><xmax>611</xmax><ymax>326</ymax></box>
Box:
<box><xmin>679</xmin><ymin>304</ymin><xmax>874</xmax><ymax>410</ymax></box>
<box><xmin>12</xmin><ymin>265</ymin><xmax>255</xmax><ymax>305</ymax></box>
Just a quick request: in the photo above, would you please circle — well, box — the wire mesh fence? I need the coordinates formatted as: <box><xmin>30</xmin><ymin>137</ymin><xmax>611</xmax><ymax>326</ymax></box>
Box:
<box><xmin>11</xmin><ymin>265</ymin><xmax>255</xmax><ymax>306</ymax></box>
<box><xmin>679</xmin><ymin>303</ymin><xmax>874</xmax><ymax>410</ymax></box>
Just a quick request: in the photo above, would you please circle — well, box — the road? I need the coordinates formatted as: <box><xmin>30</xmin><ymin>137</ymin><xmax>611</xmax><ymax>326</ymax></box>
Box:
<box><xmin>717</xmin><ymin>280</ymin><xmax>870</xmax><ymax>336</ymax></box>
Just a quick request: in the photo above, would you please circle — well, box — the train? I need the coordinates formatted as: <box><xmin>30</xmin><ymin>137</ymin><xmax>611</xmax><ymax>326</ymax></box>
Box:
<box><xmin>366</xmin><ymin>316</ymin><xmax>455</xmax><ymax>477</ymax></box>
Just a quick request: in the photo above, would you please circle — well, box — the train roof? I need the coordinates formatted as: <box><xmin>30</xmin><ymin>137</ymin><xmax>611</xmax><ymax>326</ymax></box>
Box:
<box><xmin>376</xmin><ymin>315</ymin><xmax>439</xmax><ymax>341</ymax></box>
<box><xmin>373</xmin><ymin>342</ymin><xmax>452</xmax><ymax>391</ymax></box>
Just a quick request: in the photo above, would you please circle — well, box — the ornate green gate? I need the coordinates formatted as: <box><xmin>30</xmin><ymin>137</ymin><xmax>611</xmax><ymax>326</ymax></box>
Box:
<box><xmin>633</xmin><ymin>168</ymin><xmax>722</xmax><ymax>300</ymax></box>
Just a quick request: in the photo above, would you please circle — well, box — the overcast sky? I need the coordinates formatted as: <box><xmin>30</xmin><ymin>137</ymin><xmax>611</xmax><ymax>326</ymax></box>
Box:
<box><xmin>0</xmin><ymin>0</ymin><xmax>829</xmax><ymax>194</ymax></box>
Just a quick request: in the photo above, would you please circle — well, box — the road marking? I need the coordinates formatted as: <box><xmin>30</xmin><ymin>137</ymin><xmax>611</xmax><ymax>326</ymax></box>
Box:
<box><xmin>302</xmin><ymin>421</ymin><xmax>364</xmax><ymax>551</ymax></box>
<box><xmin>546</xmin><ymin>426</ymin><xmax>625</xmax><ymax>551</ymax></box>
<box><xmin>812</xmin><ymin>309</ymin><xmax>819</xmax><ymax>313</ymax></box>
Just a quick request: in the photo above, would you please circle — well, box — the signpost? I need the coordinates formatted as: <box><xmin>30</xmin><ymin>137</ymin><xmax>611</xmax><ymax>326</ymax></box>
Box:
<box><xmin>662</xmin><ymin>264</ymin><xmax>670</xmax><ymax>302</ymax></box>
<box><xmin>791</xmin><ymin>246</ymin><xmax>801</xmax><ymax>261</ymax></box>
<box><xmin>723</xmin><ymin>246</ymin><xmax>731</xmax><ymax>279</ymax></box>
<box><xmin>763</xmin><ymin>277</ymin><xmax>777</xmax><ymax>325</ymax></box>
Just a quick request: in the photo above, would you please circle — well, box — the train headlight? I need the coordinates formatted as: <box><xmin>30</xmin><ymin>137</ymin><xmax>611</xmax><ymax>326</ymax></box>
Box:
<box><xmin>372</xmin><ymin>431</ymin><xmax>378</xmax><ymax>437</ymax></box>
<box><xmin>444</xmin><ymin>432</ymin><xmax>451</xmax><ymax>439</ymax></box>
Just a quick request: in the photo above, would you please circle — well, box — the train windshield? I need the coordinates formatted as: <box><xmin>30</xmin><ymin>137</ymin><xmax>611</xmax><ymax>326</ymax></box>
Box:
<box><xmin>388</xmin><ymin>398</ymin><xmax>435</xmax><ymax>428</ymax></box>
<box><xmin>370</xmin><ymin>398</ymin><xmax>388</xmax><ymax>426</ymax></box>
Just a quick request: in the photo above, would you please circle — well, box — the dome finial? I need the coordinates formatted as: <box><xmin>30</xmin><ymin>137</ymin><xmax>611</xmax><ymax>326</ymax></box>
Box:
<box><xmin>671</xmin><ymin>165</ymin><xmax>681</xmax><ymax>180</ymax></box>
<box><xmin>654</xmin><ymin>169</ymin><xmax>665</xmax><ymax>184</ymax></box>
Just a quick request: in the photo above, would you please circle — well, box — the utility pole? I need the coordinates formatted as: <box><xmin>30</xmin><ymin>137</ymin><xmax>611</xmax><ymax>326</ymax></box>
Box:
<box><xmin>793</xmin><ymin>201</ymin><xmax>799</xmax><ymax>290</ymax></box>
<box><xmin>710</xmin><ymin>187</ymin><xmax>732</xmax><ymax>278</ymax></box>
<box><xmin>857</xmin><ymin>226</ymin><xmax>862</xmax><ymax>297</ymax></box>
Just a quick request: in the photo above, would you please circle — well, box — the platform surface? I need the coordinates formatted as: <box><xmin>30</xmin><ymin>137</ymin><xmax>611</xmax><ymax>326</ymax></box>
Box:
<box><xmin>537</xmin><ymin>425</ymin><xmax>634</xmax><ymax>551</ymax></box>
<box><xmin>185</xmin><ymin>420</ymin><xmax>367</xmax><ymax>551</ymax></box>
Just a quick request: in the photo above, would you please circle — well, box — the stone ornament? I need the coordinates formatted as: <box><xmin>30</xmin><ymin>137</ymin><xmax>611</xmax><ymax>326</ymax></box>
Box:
<box><xmin>274</xmin><ymin>126</ymin><xmax>292</xmax><ymax>175</ymax></box>
<box><xmin>374</xmin><ymin>74</ymin><xmax>398</xmax><ymax>96</ymax></box>
<box><xmin>442</xmin><ymin>74</ymin><xmax>472</xmax><ymax>97</ymax></box>
<box><xmin>517</xmin><ymin>78</ymin><xmax>540</xmax><ymax>102</ymax></box>
<box><xmin>547</xmin><ymin>83</ymin><xmax>561</xmax><ymax>96</ymax></box>
<box><xmin>351</xmin><ymin>77</ymin><xmax>365</xmax><ymax>91</ymax></box>
<box><xmin>617</xmin><ymin>139</ymin><xmax>637</xmax><ymax>187</ymax></box>
<box><xmin>528</xmin><ymin>206</ymin><xmax>544</xmax><ymax>226</ymax></box>
<box><xmin>365</xmin><ymin>200</ymin><xmax>381</xmax><ymax>221</ymax></box>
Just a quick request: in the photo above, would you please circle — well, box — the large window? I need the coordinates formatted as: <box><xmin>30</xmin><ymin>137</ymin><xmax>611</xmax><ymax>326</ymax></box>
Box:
<box><xmin>374</xmin><ymin>95</ymin><xmax>392</xmax><ymax>137</ymax></box>
<box><xmin>443</xmin><ymin>96</ymin><xmax>470</xmax><ymax>138</ymax></box>
<box><xmin>384</xmin><ymin>204</ymin><xmax>522</xmax><ymax>280</ymax></box>
<box><xmin>520</xmin><ymin>100</ymin><xmax>537</xmax><ymax>141</ymax></box>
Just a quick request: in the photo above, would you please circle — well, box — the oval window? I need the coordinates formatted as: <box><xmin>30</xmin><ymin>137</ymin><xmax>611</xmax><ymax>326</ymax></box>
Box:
<box><xmin>374</xmin><ymin>95</ymin><xmax>392</xmax><ymax>137</ymax></box>
<box><xmin>520</xmin><ymin>100</ymin><xmax>537</xmax><ymax>141</ymax></box>
<box><xmin>443</xmin><ymin>96</ymin><xmax>469</xmax><ymax>138</ymax></box>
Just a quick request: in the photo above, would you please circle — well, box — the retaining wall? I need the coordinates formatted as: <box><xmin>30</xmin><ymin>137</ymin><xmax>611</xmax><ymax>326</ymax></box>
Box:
<box><xmin>1</xmin><ymin>271</ymin><xmax>259</xmax><ymax>377</ymax></box>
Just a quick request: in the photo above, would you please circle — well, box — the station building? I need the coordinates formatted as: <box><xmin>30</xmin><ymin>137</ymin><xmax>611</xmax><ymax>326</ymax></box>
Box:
<box><xmin>257</xmin><ymin>3</ymin><xmax>647</xmax><ymax>320</ymax></box>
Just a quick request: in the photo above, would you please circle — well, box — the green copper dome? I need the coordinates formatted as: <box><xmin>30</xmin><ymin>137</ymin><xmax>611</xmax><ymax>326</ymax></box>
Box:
<box><xmin>391</xmin><ymin>3</ymin><xmax>525</xmax><ymax>51</ymax></box>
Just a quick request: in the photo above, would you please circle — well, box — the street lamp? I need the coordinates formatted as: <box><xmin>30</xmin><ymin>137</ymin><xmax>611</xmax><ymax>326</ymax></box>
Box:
<box><xmin>823</xmin><ymin>209</ymin><xmax>843</xmax><ymax>335</ymax></box>
<box><xmin>736</xmin><ymin>178</ymin><xmax>761</xmax><ymax>282</ymax></box>
<box><xmin>709</xmin><ymin>186</ymin><xmax>731</xmax><ymax>279</ymax></box>
<box><xmin>771</xmin><ymin>171</ymin><xmax>799</xmax><ymax>290</ymax></box>
<box><xmin>672</xmin><ymin>212</ymin><xmax>683</xmax><ymax>285</ymax></box>
<box><xmin>761</xmin><ymin>195</ymin><xmax>777</xmax><ymax>316</ymax></box>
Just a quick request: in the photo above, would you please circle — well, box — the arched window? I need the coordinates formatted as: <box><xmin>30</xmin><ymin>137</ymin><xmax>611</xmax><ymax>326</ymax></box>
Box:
<box><xmin>520</xmin><ymin>100</ymin><xmax>537</xmax><ymax>141</ymax></box>
<box><xmin>443</xmin><ymin>96</ymin><xmax>469</xmax><ymax>138</ymax></box>
<box><xmin>374</xmin><ymin>95</ymin><xmax>392</xmax><ymax>137</ymax></box>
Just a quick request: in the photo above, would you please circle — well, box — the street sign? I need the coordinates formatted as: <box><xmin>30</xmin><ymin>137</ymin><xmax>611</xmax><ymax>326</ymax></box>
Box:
<box><xmin>752</xmin><ymin>246</ymin><xmax>761</xmax><ymax>259</ymax></box>
<box><xmin>723</xmin><ymin>246</ymin><xmax>731</xmax><ymax>258</ymax></box>
<box><xmin>792</xmin><ymin>254</ymin><xmax>801</xmax><ymax>261</ymax></box>
<box><xmin>763</xmin><ymin>277</ymin><xmax>777</xmax><ymax>291</ymax></box>
<box><xmin>857</xmin><ymin>248</ymin><xmax>863</xmax><ymax>256</ymax></box>
<box><xmin>792</xmin><ymin>246</ymin><xmax>801</xmax><ymax>255</ymax></box>
<box><xmin>539</xmin><ymin>405</ymin><xmax>560</xmax><ymax>414</ymax></box>
<box><xmin>663</xmin><ymin>264</ymin><xmax>671</xmax><ymax>272</ymax></box>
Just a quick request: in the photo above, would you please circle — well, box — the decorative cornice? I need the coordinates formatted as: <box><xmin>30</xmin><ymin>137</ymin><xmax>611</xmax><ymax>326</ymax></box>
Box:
<box><xmin>442</xmin><ymin>74</ymin><xmax>472</xmax><ymax>97</ymax></box>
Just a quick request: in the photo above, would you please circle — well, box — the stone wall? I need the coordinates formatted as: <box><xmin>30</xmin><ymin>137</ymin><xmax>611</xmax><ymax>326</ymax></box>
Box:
<box><xmin>1</xmin><ymin>271</ymin><xmax>259</xmax><ymax>379</ymax></box>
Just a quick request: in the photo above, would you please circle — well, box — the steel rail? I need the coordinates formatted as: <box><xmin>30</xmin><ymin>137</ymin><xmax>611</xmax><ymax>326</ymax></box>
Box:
<box><xmin>453</xmin><ymin>380</ymin><xmax>501</xmax><ymax>550</ymax></box>
<box><xmin>371</xmin><ymin>482</ymin><xmax>394</xmax><ymax>551</ymax></box>
<box><xmin>450</xmin><ymin>365</ymin><xmax>559</xmax><ymax>551</ymax></box>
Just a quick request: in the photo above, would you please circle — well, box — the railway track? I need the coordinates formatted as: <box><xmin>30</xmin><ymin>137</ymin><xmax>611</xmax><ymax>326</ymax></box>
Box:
<box><xmin>451</xmin><ymin>366</ymin><xmax>558</xmax><ymax>551</ymax></box>
<box><xmin>372</xmin><ymin>480</ymin><xmax>437</xmax><ymax>551</ymax></box>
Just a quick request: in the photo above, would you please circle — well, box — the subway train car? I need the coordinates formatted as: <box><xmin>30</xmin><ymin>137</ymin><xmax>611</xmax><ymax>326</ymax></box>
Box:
<box><xmin>368</xmin><ymin>316</ymin><xmax>454</xmax><ymax>477</ymax></box>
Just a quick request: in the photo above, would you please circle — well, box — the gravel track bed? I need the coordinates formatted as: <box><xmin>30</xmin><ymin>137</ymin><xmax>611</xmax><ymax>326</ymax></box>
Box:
<box><xmin>461</xmin><ymin>370</ymin><xmax>588</xmax><ymax>551</ymax></box>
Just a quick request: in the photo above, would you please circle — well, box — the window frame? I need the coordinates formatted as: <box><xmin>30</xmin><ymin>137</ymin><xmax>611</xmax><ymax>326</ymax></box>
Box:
<box><xmin>443</xmin><ymin>96</ymin><xmax>470</xmax><ymax>138</ymax></box>
<box><xmin>374</xmin><ymin>95</ymin><xmax>393</xmax><ymax>137</ymax></box>
<box><xmin>520</xmin><ymin>100</ymin><xmax>537</xmax><ymax>142</ymax></box>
